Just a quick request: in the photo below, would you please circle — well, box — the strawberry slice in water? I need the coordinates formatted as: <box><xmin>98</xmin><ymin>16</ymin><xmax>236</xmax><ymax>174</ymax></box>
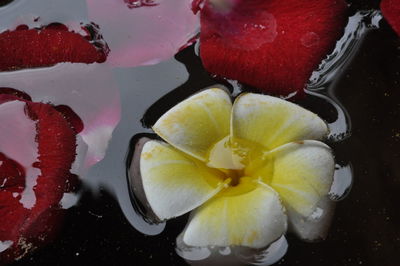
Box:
<box><xmin>381</xmin><ymin>0</ymin><xmax>400</xmax><ymax>36</ymax></box>
<box><xmin>197</xmin><ymin>0</ymin><xmax>348</xmax><ymax>96</ymax></box>
<box><xmin>0</xmin><ymin>24</ymin><xmax>108</xmax><ymax>72</ymax></box>
<box><xmin>0</xmin><ymin>91</ymin><xmax>77</xmax><ymax>262</ymax></box>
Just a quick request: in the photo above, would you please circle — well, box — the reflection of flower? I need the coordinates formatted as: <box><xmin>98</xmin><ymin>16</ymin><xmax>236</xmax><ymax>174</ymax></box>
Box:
<box><xmin>195</xmin><ymin>0</ymin><xmax>348</xmax><ymax>96</ymax></box>
<box><xmin>135</xmin><ymin>88</ymin><xmax>335</xmax><ymax>251</ymax></box>
<box><xmin>0</xmin><ymin>90</ymin><xmax>77</xmax><ymax>262</ymax></box>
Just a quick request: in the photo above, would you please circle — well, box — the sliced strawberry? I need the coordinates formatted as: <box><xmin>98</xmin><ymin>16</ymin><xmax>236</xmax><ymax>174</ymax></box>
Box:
<box><xmin>0</xmin><ymin>24</ymin><xmax>108</xmax><ymax>72</ymax></box>
<box><xmin>198</xmin><ymin>0</ymin><xmax>348</xmax><ymax>96</ymax></box>
<box><xmin>0</xmin><ymin>93</ymin><xmax>77</xmax><ymax>263</ymax></box>
<box><xmin>381</xmin><ymin>0</ymin><xmax>400</xmax><ymax>36</ymax></box>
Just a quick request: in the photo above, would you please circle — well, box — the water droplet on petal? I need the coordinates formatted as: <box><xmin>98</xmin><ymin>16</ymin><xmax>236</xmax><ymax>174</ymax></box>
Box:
<box><xmin>301</xmin><ymin>32</ymin><xmax>320</xmax><ymax>47</ymax></box>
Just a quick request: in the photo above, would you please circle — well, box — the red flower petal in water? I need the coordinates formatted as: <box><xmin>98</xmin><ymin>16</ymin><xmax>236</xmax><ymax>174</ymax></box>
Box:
<box><xmin>0</xmin><ymin>64</ymin><xmax>121</xmax><ymax>168</ymax></box>
<box><xmin>198</xmin><ymin>0</ymin><xmax>348</xmax><ymax>96</ymax></box>
<box><xmin>381</xmin><ymin>0</ymin><xmax>400</xmax><ymax>36</ymax></box>
<box><xmin>0</xmin><ymin>24</ymin><xmax>108</xmax><ymax>71</ymax></box>
<box><xmin>0</xmin><ymin>93</ymin><xmax>77</xmax><ymax>262</ymax></box>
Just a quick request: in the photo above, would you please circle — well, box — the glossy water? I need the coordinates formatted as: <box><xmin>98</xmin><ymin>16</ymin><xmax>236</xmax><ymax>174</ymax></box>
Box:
<box><xmin>0</xmin><ymin>0</ymin><xmax>398</xmax><ymax>265</ymax></box>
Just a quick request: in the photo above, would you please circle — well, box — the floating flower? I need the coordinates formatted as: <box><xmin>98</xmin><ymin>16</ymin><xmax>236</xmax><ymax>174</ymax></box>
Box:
<box><xmin>0</xmin><ymin>90</ymin><xmax>77</xmax><ymax>262</ymax></box>
<box><xmin>131</xmin><ymin>88</ymin><xmax>335</xmax><ymax>258</ymax></box>
<box><xmin>0</xmin><ymin>23</ymin><xmax>108</xmax><ymax>71</ymax></box>
<box><xmin>381</xmin><ymin>0</ymin><xmax>400</xmax><ymax>36</ymax></box>
<box><xmin>195</xmin><ymin>0</ymin><xmax>348</xmax><ymax>96</ymax></box>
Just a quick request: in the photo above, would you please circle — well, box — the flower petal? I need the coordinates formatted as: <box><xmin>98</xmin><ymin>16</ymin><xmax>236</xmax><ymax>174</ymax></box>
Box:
<box><xmin>287</xmin><ymin>196</ymin><xmax>335</xmax><ymax>241</ymax></box>
<box><xmin>231</xmin><ymin>93</ymin><xmax>328</xmax><ymax>151</ymax></box>
<box><xmin>139</xmin><ymin>140</ymin><xmax>226</xmax><ymax>221</ymax></box>
<box><xmin>0</xmin><ymin>63</ymin><xmax>121</xmax><ymax>170</ymax></box>
<box><xmin>0</xmin><ymin>95</ymin><xmax>76</xmax><ymax>262</ymax></box>
<box><xmin>0</xmin><ymin>24</ymin><xmax>107</xmax><ymax>71</ymax></box>
<box><xmin>262</xmin><ymin>141</ymin><xmax>335</xmax><ymax>217</ymax></box>
<box><xmin>198</xmin><ymin>0</ymin><xmax>347</xmax><ymax>95</ymax></box>
<box><xmin>381</xmin><ymin>0</ymin><xmax>400</xmax><ymax>36</ymax></box>
<box><xmin>153</xmin><ymin>88</ymin><xmax>232</xmax><ymax>161</ymax></box>
<box><xmin>182</xmin><ymin>180</ymin><xmax>287</xmax><ymax>248</ymax></box>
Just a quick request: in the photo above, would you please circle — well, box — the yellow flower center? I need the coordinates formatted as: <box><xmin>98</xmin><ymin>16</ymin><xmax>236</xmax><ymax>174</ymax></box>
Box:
<box><xmin>206</xmin><ymin>136</ymin><xmax>274</xmax><ymax>189</ymax></box>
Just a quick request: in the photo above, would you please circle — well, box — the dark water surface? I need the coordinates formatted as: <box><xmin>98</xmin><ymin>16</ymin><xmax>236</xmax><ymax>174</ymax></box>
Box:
<box><xmin>1</xmin><ymin>0</ymin><xmax>399</xmax><ymax>265</ymax></box>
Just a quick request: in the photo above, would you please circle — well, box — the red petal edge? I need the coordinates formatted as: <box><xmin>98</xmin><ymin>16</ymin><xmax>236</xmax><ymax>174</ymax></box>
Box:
<box><xmin>0</xmin><ymin>90</ymin><xmax>77</xmax><ymax>263</ymax></box>
<box><xmin>0</xmin><ymin>24</ymin><xmax>108</xmax><ymax>72</ymax></box>
<box><xmin>199</xmin><ymin>0</ymin><xmax>348</xmax><ymax>96</ymax></box>
<box><xmin>381</xmin><ymin>0</ymin><xmax>400</xmax><ymax>36</ymax></box>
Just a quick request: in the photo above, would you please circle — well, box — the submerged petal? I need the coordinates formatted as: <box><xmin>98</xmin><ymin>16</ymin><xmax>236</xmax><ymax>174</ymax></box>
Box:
<box><xmin>231</xmin><ymin>93</ymin><xmax>328</xmax><ymax>151</ymax></box>
<box><xmin>264</xmin><ymin>141</ymin><xmax>335</xmax><ymax>217</ymax></box>
<box><xmin>153</xmin><ymin>88</ymin><xmax>232</xmax><ymax>161</ymax></box>
<box><xmin>139</xmin><ymin>140</ymin><xmax>226</xmax><ymax>221</ymax></box>
<box><xmin>87</xmin><ymin>0</ymin><xmax>199</xmax><ymax>67</ymax></box>
<box><xmin>182</xmin><ymin>180</ymin><xmax>287</xmax><ymax>248</ymax></box>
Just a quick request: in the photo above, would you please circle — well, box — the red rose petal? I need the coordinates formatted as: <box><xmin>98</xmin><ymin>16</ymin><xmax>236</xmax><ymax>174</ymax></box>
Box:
<box><xmin>26</xmin><ymin>101</ymin><xmax>77</xmax><ymax>204</ymax></box>
<box><xmin>0</xmin><ymin>153</ymin><xmax>27</xmax><ymax>251</ymax></box>
<box><xmin>0</xmin><ymin>24</ymin><xmax>108</xmax><ymax>72</ymax></box>
<box><xmin>0</xmin><ymin>153</ymin><xmax>25</xmax><ymax>193</ymax></box>
<box><xmin>0</xmin><ymin>64</ymin><xmax>121</xmax><ymax>168</ymax></box>
<box><xmin>198</xmin><ymin>0</ymin><xmax>348</xmax><ymax>95</ymax></box>
<box><xmin>0</xmin><ymin>192</ymin><xmax>29</xmax><ymax>254</ymax></box>
<box><xmin>0</xmin><ymin>87</ymin><xmax>32</xmax><ymax>102</ymax></box>
<box><xmin>54</xmin><ymin>105</ymin><xmax>84</xmax><ymax>134</ymax></box>
<box><xmin>381</xmin><ymin>0</ymin><xmax>400</xmax><ymax>36</ymax></box>
<box><xmin>0</xmin><ymin>95</ymin><xmax>77</xmax><ymax>263</ymax></box>
<box><xmin>192</xmin><ymin>0</ymin><xmax>205</xmax><ymax>13</ymax></box>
